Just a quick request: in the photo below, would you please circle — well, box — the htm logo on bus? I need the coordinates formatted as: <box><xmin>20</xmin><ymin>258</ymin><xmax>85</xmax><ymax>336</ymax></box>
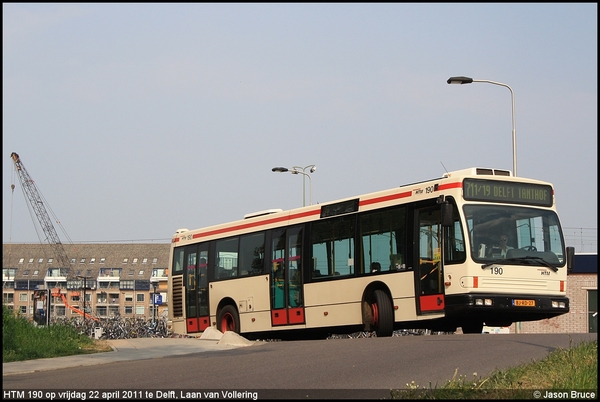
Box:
<box><xmin>4</xmin><ymin>391</ymin><xmax>25</xmax><ymax>399</ymax></box>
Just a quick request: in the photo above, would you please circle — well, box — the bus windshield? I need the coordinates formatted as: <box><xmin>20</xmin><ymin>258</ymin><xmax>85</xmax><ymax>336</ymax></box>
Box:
<box><xmin>464</xmin><ymin>205</ymin><xmax>565</xmax><ymax>266</ymax></box>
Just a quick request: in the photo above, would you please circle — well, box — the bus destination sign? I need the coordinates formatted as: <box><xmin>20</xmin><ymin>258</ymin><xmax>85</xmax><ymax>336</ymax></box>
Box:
<box><xmin>463</xmin><ymin>178</ymin><xmax>553</xmax><ymax>207</ymax></box>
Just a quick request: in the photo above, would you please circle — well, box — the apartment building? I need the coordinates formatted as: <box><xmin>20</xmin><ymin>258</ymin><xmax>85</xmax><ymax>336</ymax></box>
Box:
<box><xmin>2</xmin><ymin>243</ymin><xmax>170</xmax><ymax>322</ymax></box>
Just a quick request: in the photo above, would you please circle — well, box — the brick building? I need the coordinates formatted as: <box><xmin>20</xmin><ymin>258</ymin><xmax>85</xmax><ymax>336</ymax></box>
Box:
<box><xmin>2</xmin><ymin>243</ymin><xmax>170</xmax><ymax>322</ymax></box>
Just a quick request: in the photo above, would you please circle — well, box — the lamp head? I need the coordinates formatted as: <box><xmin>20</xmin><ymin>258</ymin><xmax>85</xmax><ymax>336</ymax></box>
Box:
<box><xmin>309</xmin><ymin>166</ymin><xmax>316</xmax><ymax>173</ymax></box>
<box><xmin>447</xmin><ymin>76</ymin><xmax>474</xmax><ymax>85</ymax></box>
<box><xmin>272</xmin><ymin>167</ymin><xmax>289</xmax><ymax>173</ymax></box>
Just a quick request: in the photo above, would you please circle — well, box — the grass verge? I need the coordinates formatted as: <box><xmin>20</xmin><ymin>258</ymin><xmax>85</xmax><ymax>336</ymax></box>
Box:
<box><xmin>391</xmin><ymin>338</ymin><xmax>597</xmax><ymax>399</ymax></box>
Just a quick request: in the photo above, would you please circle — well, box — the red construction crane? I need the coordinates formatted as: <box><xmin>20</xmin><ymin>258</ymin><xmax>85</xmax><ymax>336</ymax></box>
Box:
<box><xmin>11</xmin><ymin>152</ymin><xmax>99</xmax><ymax>322</ymax></box>
<box><xmin>10</xmin><ymin>152</ymin><xmax>72</xmax><ymax>271</ymax></box>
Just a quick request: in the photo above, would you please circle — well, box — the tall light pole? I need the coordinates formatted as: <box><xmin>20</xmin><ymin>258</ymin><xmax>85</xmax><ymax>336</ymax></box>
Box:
<box><xmin>77</xmin><ymin>275</ymin><xmax>88</xmax><ymax>334</ymax></box>
<box><xmin>271</xmin><ymin>165</ymin><xmax>316</xmax><ymax>206</ymax></box>
<box><xmin>151</xmin><ymin>279</ymin><xmax>158</xmax><ymax>325</ymax></box>
<box><xmin>447</xmin><ymin>76</ymin><xmax>517</xmax><ymax>176</ymax></box>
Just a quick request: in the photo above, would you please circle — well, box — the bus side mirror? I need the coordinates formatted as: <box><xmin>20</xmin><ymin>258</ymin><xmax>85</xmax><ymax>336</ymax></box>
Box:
<box><xmin>441</xmin><ymin>203</ymin><xmax>454</xmax><ymax>227</ymax></box>
<box><xmin>566</xmin><ymin>246</ymin><xmax>575</xmax><ymax>273</ymax></box>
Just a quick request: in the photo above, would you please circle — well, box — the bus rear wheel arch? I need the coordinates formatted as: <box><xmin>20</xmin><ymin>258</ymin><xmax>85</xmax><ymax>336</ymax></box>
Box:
<box><xmin>217</xmin><ymin>304</ymin><xmax>240</xmax><ymax>334</ymax></box>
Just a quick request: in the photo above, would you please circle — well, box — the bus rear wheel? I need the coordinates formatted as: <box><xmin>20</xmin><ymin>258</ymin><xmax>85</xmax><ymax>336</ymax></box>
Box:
<box><xmin>217</xmin><ymin>305</ymin><xmax>240</xmax><ymax>334</ymax></box>
<box><xmin>372</xmin><ymin>290</ymin><xmax>393</xmax><ymax>337</ymax></box>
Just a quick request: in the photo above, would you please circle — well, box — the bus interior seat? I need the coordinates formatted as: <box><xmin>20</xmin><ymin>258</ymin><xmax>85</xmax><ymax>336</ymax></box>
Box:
<box><xmin>371</xmin><ymin>262</ymin><xmax>381</xmax><ymax>273</ymax></box>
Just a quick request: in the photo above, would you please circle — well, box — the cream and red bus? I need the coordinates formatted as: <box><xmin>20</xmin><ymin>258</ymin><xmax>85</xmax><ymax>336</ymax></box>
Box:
<box><xmin>167</xmin><ymin>167</ymin><xmax>570</xmax><ymax>338</ymax></box>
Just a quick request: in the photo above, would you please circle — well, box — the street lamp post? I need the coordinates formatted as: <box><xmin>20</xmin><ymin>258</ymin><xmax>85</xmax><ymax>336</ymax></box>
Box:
<box><xmin>77</xmin><ymin>275</ymin><xmax>88</xmax><ymax>335</ymax></box>
<box><xmin>271</xmin><ymin>165</ymin><xmax>316</xmax><ymax>206</ymax></box>
<box><xmin>151</xmin><ymin>280</ymin><xmax>158</xmax><ymax>325</ymax></box>
<box><xmin>447</xmin><ymin>76</ymin><xmax>517</xmax><ymax>176</ymax></box>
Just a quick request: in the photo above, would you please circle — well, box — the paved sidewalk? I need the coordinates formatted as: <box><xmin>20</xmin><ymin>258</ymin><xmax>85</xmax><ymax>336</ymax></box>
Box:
<box><xmin>3</xmin><ymin>328</ymin><xmax>257</xmax><ymax>376</ymax></box>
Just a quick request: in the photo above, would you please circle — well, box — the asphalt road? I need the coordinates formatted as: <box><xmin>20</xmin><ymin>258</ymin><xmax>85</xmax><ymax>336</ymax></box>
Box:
<box><xmin>3</xmin><ymin>333</ymin><xmax>597</xmax><ymax>400</ymax></box>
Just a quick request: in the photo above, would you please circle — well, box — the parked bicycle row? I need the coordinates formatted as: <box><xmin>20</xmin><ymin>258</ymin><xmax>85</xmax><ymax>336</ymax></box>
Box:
<box><xmin>51</xmin><ymin>313</ymin><xmax>169</xmax><ymax>339</ymax></box>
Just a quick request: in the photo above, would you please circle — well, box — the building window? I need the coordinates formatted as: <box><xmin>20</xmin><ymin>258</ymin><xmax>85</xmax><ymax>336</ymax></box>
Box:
<box><xmin>28</xmin><ymin>258</ymin><xmax>34</xmax><ymax>264</ymax></box>
<box><xmin>33</xmin><ymin>270</ymin><xmax>39</xmax><ymax>276</ymax></box>
<box><xmin>152</xmin><ymin>258</ymin><xmax>158</xmax><ymax>264</ymax></box>
<box><xmin>123</xmin><ymin>258</ymin><xmax>128</xmax><ymax>264</ymax></box>
<box><xmin>125</xmin><ymin>305</ymin><xmax>133</xmax><ymax>314</ymax></box>
<box><xmin>23</xmin><ymin>270</ymin><xmax>29</xmax><ymax>276</ymax></box>
<box><xmin>138</xmin><ymin>270</ymin><xmax>144</xmax><ymax>276</ymax></box>
<box><xmin>125</xmin><ymin>293</ymin><xmax>133</xmax><ymax>302</ymax></box>
<box><xmin>48</xmin><ymin>258</ymin><xmax>53</xmax><ymax>264</ymax></box>
<box><xmin>133</xmin><ymin>258</ymin><xmax>138</xmax><ymax>264</ymax></box>
<box><xmin>54</xmin><ymin>306</ymin><xmax>66</xmax><ymax>316</ymax></box>
<box><xmin>3</xmin><ymin>268</ymin><xmax>18</xmax><ymax>279</ymax></box>
<box><xmin>19</xmin><ymin>258</ymin><xmax>24</xmax><ymax>264</ymax></box>
<box><xmin>20</xmin><ymin>306</ymin><xmax>27</xmax><ymax>314</ymax></box>
<box><xmin>70</xmin><ymin>258</ymin><xmax>76</xmax><ymax>264</ymax></box>
<box><xmin>4</xmin><ymin>293</ymin><xmax>14</xmax><ymax>303</ymax></box>
<box><xmin>135</xmin><ymin>305</ymin><xmax>145</xmax><ymax>315</ymax></box>
<box><xmin>142</xmin><ymin>258</ymin><xmax>148</xmax><ymax>264</ymax></box>
<box><xmin>129</xmin><ymin>269</ymin><xmax>134</xmax><ymax>276</ymax></box>
<box><xmin>137</xmin><ymin>294</ymin><xmax>145</xmax><ymax>302</ymax></box>
<box><xmin>19</xmin><ymin>293</ymin><xmax>28</xmax><ymax>302</ymax></box>
<box><xmin>90</xmin><ymin>258</ymin><xmax>95</xmax><ymax>264</ymax></box>
<box><xmin>38</xmin><ymin>258</ymin><xmax>44</xmax><ymax>263</ymax></box>
<box><xmin>100</xmin><ymin>258</ymin><xmax>105</xmax><ymax>264</ymax></box>
<box><xmin>96</xmin><ymin>306</ymin><xmax>107</xmax><ymax>316</ymax></box>
<box><xmin>80</xmin><ymin>258</ymin><xmax>86</xmax><ymax>263</ymax></box>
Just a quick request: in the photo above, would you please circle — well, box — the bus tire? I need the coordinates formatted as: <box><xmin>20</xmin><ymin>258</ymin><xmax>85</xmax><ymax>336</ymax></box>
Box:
<box><xmin>372</xmin><ymin>290</ymin><xmax>393</xmax><ymax>337</ymax></box>
<box><xmin>217</xmin><ymin>305</ymin><xmax>240</xmax><ymax>334</ymax></box>
<box><xmin>461</xmin><ymin>321</ymin><xmax>483</xmax><ymax>334</ymax></box>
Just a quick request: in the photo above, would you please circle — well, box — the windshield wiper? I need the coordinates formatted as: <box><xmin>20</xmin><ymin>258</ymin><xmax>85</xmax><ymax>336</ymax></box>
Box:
<box><xmin>482</xmin><ymin>256</ymin><xmax>558</xmax><ymax>272</ymax></box>
<box><xmin>481</xmin><ymin>258</ymin><xmax>520</xmax><ymax>270</ymax></box>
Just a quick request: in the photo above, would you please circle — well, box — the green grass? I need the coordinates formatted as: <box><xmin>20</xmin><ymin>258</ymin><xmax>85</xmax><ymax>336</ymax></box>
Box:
<box><xmin>2</xmin><ymin>304</ymin><xmax>100</xmax><ymax>363</ymax></box>
<box><xmin>391</xmin><ymin>338</ymin><xmax>597</xmax><ymax>399</ymax></box>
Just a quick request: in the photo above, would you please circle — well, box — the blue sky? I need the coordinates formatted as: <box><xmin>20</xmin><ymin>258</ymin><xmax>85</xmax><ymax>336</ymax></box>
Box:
<box><xmin>3</xmin><ymin>3</ymin><xmax>597</xmax><ymax>253</ymax></box>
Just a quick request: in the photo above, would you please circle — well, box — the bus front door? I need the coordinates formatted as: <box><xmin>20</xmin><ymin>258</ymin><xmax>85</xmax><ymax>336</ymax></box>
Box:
<box><xmin>416</xmin><ymin>206</ymin><xmax>445</xmax><ymax>314</ymax></box>
<box><xmin>184</xmin><ymin>244</ymin><xmax>210</xmax><ymax>333</ymax></box>
<box><xmin>271</xmin><ymin>226</ymin><xmax>305</xmax><ymax>326</ymax></box>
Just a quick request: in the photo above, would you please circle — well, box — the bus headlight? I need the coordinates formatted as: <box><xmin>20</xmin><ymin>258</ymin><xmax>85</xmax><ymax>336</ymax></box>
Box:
<box><xmin>475</xmin><ymin>298</ymin><xmax>493</xmax><ymax>306</ymax></box>
<box><xmin>552</xmin><ymin>301</ymin><xmax>567</xmax><ymax>309</ymax></box>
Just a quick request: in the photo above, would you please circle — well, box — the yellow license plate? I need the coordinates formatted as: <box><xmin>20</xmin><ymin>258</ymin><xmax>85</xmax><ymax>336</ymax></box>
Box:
<box><xmin>513</xmin><ymin>299</ymin><xmax>535</xmax><ymax>307</ymax></box>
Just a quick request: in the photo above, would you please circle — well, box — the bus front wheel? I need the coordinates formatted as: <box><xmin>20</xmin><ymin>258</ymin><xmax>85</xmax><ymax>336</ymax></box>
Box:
<box><xmin>372</xmin><ymin>290</ymin><xmax>393</xmax><ymax>337</ymax></box>
<box><xmin>461</xmin><ymin>321</ymin><xmax>483</xmax><ymax>334</ymax></box>
<box><xmin>217</xmin><ymin>305</ymin><xmax>240</xmax><ymax>334</ymax></box>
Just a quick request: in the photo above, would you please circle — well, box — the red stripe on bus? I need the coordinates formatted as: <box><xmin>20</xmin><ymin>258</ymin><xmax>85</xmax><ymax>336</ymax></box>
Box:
<box><xmin>473</xmin><ymin>276</ymin><xmax>478</xmax><ymax>288</ymax></box>
<box><xmin>438</xmin><ymin>181</ymin><xmax>462</xmax><ymax>190</ymax></box>
<box><xmin>360</xmin><ymin>191</ymin><xmax>412</xmax><ymax>206</ymax></box>
<box><xmin>191</xmin><ymin>209</ymin><xmax>320</xmax><ymax>240</ymax></box>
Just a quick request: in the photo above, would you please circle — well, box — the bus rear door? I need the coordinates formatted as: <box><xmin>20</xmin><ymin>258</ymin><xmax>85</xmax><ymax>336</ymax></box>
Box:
<box><xmin>270</xmin><ymin>226</ymin><xmax>305</xmax><ymax>326</ymax></box>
